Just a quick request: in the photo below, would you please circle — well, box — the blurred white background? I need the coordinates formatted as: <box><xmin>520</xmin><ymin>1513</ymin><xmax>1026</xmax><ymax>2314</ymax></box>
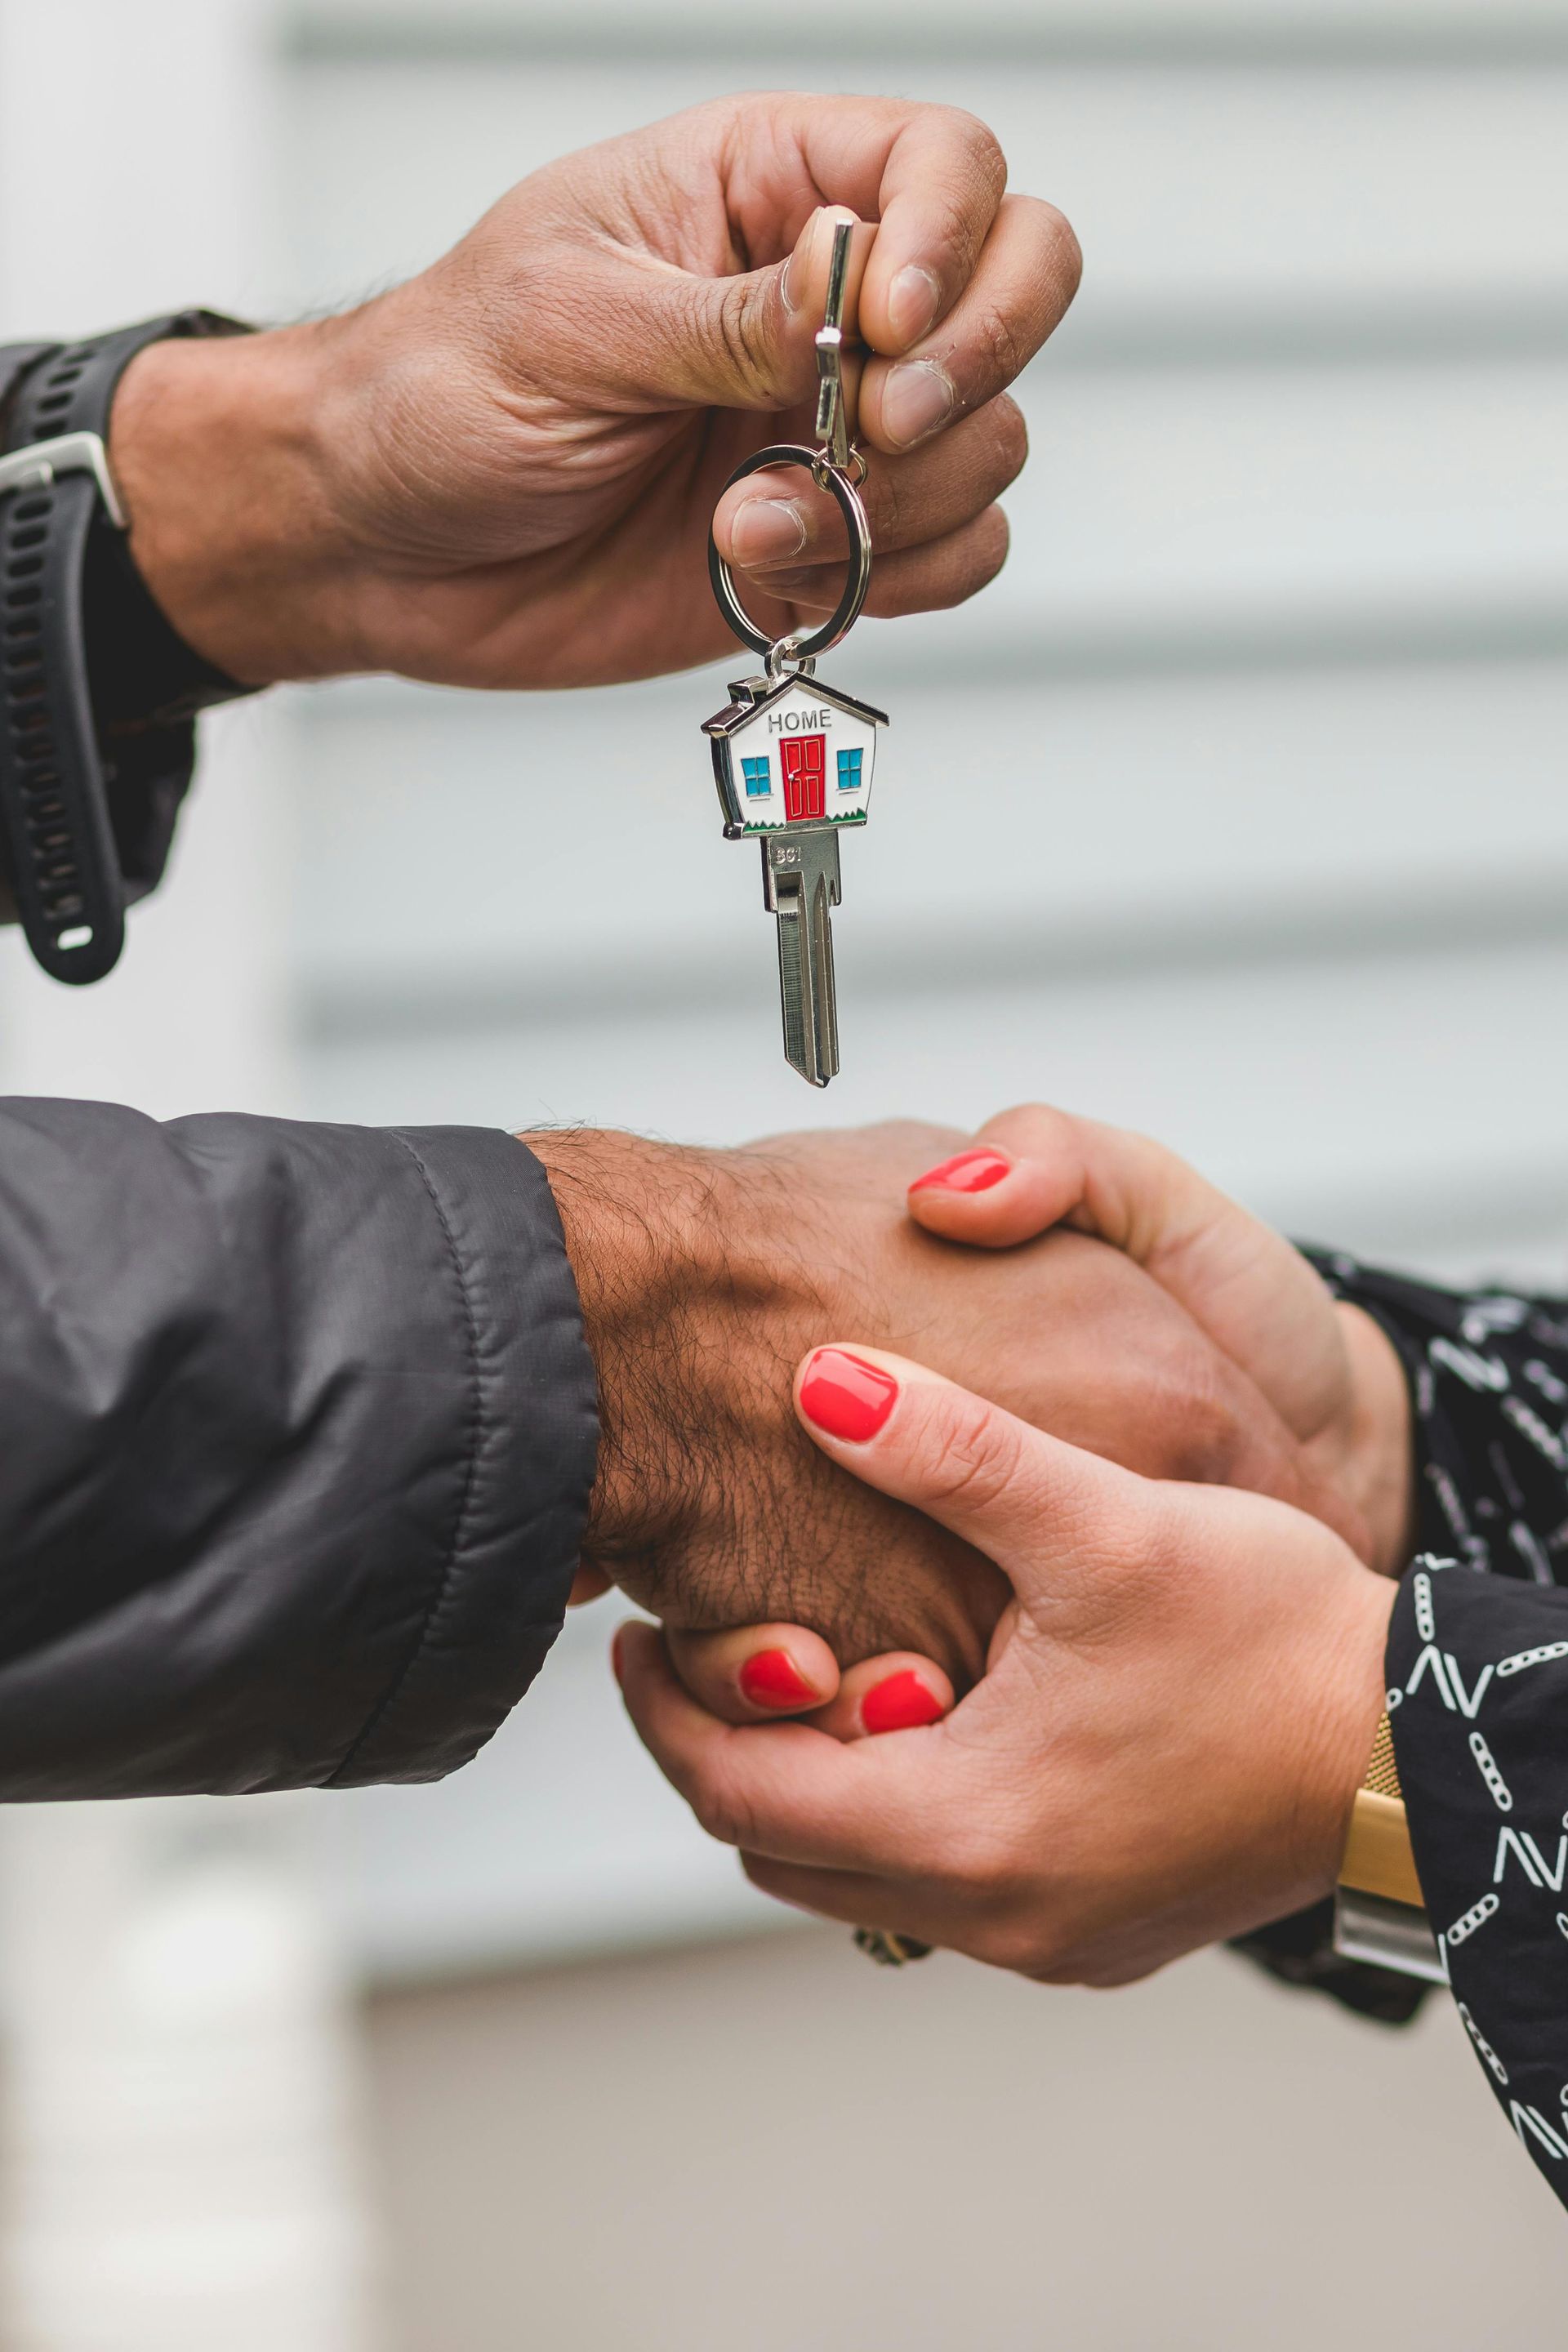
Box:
<box><xmin>1</xmin><ymin>1</ymin><xmax>1566</xmax><ymax>2345</ymax></box>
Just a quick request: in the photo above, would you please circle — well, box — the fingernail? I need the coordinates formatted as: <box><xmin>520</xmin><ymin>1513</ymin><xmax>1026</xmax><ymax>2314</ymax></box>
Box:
<box><xmin>880</xmin><ymin>359</ymin><xmax>956</xmax><ymax>449</ymax></box>
<box><xmin>862</xmin><ymin>1669</ymin><xmax>947</xmax><ymax>1735</ymax></box>
<box><xmin>781</xmin><ymin>209</ymin><xmax>822</xmax><ymax>315</ymax></box>
<box><xmin>798</xmin><ymin>1348</ymin><xmax>898</xmax><ymax>1442</ymax></box>
<box><xmin>739</xmin><ymin>1647</ymin><xmax>818</xmax><ymax>1711</ymax></box>
<box><xmin>887</xmin><ymin>263</ymin><xmax>942</xmax><ymax>346</ymax></box>
<box><xmin>910</xmin><ymin>1147</ymin><xmax>1012</xmax><ymax>1196</ymax></box>
<box><xmin>730</xmin><ymin>496</ymin><xmax>808</xmax><ymax>569</ymax></box>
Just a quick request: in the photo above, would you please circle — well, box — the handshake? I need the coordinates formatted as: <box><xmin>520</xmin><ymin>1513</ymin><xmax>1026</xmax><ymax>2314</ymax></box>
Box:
<box><xmin>536</xmin><ymin>1106</ymin><xmax>1412</xmax><ymax>1987</ymax></box>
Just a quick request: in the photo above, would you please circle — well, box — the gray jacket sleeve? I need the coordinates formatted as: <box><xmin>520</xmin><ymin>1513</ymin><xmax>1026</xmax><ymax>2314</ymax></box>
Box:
<box><xmin>0</xmin><ymin>1101</ymin><xmax>598</xmax><ymax>1798</ymax></box>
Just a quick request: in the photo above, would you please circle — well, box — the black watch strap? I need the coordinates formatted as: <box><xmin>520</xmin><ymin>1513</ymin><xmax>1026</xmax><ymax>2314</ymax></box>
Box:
<box><xmin>0</xmin><ymin>345</ymin><xmax>59</xmax><ymax>430</ymax></box>
<box><xmin>0</xmin><ymin>310</ymin><xmax>252</xmax><ymax>982</ymax></box>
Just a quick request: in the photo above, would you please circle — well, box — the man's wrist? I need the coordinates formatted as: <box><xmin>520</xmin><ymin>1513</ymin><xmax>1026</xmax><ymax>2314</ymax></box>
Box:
<box><xmin>108</xmin><ymin>326</ymin><xmax>371</xmax><ymax>687</ymax></box>
<box><xmin>522</xmin><ymin>1129</ymin><xmax>817</xmax><ymax>1595</ymax></box>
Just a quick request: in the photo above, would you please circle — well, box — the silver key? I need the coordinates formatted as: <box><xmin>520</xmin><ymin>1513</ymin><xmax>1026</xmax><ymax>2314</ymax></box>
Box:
<box><xmin>764</xmin><ymin>826</ymin><xmax>841</xmax><ymax>1088</ymax></box>
<box><xmin>702</xmin><ymin>670</ymin><xmax>888</xmax><ymax>1088</ymax></box>
<box><xmin>700</xmin><ymin>219</ymin><xmax>889</xmax><ymax>1088</ymax></box>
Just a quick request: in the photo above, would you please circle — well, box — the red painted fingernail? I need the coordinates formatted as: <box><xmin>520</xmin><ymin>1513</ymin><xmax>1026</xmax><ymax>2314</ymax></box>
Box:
<box><xmin>861</xmin><ymin>1670</ymin><xmax>946</xmax><ymax>1735</ymax></box>
<box><xmin>739</xmin><ymin>1648</ymin><xmax>818</xmax><ymax>1710</ymax></box>
<box><xmin>910</xmin><ymin>1147</ymin><xmax>1012</xmax><ymax>1196</ymax></box>
<box><xmin>798</xmin><ymin>1348</ymin><xmax>898</xmax><ymax>1442</ymax></box>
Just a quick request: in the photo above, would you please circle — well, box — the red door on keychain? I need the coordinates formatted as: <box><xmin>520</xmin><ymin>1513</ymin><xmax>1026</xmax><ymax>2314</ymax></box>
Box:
<box><xmin>780</xmin><ymin>734</ymin><xmax>826</xmax><ymax>822</ymax></box>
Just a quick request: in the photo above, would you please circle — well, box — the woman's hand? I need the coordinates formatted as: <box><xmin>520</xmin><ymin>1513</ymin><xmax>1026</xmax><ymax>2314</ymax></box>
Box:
<box><xmin>657</xmin><ymin>1104</ymin><xmax>1410</xmax><ymax>1734</ymax></box>
<box><xmin>908</xmin><ymin>1106</ymin><xmax>1416</xmax><ymax>1576</ymax></box>
<box><xmin>549</xmin><ymin>1116</ymin><xmax>1372</xmax><ymax>1702</ymax></box>
<box><xmin>111</xmin><ymin>96</ymin><xmax>1078</xmax><ymax>690</ymax></box>
<box><xmin>618</xmin><ymin>1344</ymin><xmax>1394</xmax><ymax>1984</ymax></box>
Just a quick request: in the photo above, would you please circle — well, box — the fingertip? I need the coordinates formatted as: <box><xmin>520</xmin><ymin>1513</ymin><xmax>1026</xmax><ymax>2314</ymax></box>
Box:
<box><xmin>908</xmin><ymin>1146</ymin><xmax>1083</xmax><ymax>1249</ymax></box>
<box><xmin>664</xmin><ymin>1624</ymin><xmax>842</xmax><ymax>1725</ymax></box>
<box><xmin>711</xmin><ymin>467</ymin><xmax>805</xmax><ymax>566</ymax></box>
<box><xmin>609</xmin><ymin>1620</ymin><xmax>630</xmax><ymax>1686</ymax></box>
<box><xmin>738</xmin><ymin>1642</ymin><xmax>832</xmax><ymax>1715</ymax></box>
<box><xmin>908</xmin><ymin>1145</ymin><xmax>1013</xmax><ymax>1199</ymax></box>
<box><xmin>906</xmin><ymin>1180</ymin><xmax>1025</xmax><ymax>1246</ymax></box>
<box><xmin>611</xmin><ymin>1617</ymin><xmax>662</xmax><ymax>1695</ymax></box>
<box><xmin>795</xmin><ymin>1344</ymin><xmax>906</xmax><ymax>1446</ymax></box>
<box><xmin>882</xmin><ymin>261</ymin><xmax>943</xmax><ymax>351</ymax></box>
<box><xmin>817</xmin><ymin>1654</ymin><xmax>956</xmax><ymax>1741</ymax></box>
<box><xmin>861</xmin><ymin>1666</ymin><xmax>951</xmax><ymax>1735</ymax></box>
<box><xmin>782</xmin><ymin>203</ymin><xmax>870</xmax><ymax>324</ymax></box>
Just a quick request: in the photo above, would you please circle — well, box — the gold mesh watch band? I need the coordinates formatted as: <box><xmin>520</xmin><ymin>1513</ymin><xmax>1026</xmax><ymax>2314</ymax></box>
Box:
<box><xmin>1338</xmin><ymin>1712</ymin><xmax>1423</xmax><ymax>1909</ymax></box>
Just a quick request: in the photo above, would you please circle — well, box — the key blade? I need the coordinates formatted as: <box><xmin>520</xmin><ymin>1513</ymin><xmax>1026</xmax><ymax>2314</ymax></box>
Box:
<box><xmin>775</xmin><ymin>866</ymin><xmax>839</xmax><ymax>1086</ymax></box>
<box><xmin>763</xmin><ymin>831</ymin><xmax>842</xmax><ymax>1087</ymax></box>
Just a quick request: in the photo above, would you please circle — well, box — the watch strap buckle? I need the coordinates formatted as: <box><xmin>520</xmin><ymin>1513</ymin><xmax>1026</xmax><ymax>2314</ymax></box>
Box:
<box><xmin>0</xmin><ymin>431</ymin><xmax>126</xmax><ymax>529</ymax></box>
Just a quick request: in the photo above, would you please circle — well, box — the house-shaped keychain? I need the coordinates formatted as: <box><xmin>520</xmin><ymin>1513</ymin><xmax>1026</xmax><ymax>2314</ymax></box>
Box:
<box><xmin>703</xmin><ymin>671</ymin><xmax>887</xmax><ymax>837</ymax></box>
<box><xmin>702</xmin><ymin>669</ymin><xmax>889</xmax><ymax>1087</ymax></box>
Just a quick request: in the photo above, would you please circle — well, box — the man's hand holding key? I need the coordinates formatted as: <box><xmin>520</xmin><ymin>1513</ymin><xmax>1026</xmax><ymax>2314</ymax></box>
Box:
<box><xmin>110</xmin><ymin>94</ymin><xmax>1080</xmax><ymax>700</ymax></box>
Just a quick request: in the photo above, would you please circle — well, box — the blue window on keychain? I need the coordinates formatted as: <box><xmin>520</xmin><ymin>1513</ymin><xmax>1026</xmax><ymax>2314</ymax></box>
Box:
<box><xmin>742</xmin><ymin>755</ymin><xmax>772</xmax><ymax>798</ymax></box>
<box><xmin>837</xmin><ymin>747</ymin><xmax>862</xmax><ymax>792</ymax></box>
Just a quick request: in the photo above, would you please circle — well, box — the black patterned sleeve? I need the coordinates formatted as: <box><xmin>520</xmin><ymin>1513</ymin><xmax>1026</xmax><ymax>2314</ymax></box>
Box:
<box><xmin>1235</xmin><ymin>1250</ymin><xmax>1568</xmax><ymax>2206</ymax></box>
<box><xmin>1307</xmin><ymin>1250</ymin><xmax>1568</xmax><ymax>1580</ymax></box>
<box><xmin>1387</xmin><ymin>1558</ymin><xmax>1568</xmax><ymax>2207</ymax></box>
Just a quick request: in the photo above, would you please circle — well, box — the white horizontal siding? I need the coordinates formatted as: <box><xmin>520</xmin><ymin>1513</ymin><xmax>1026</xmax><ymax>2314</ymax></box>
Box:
<box><xmin>286</xmin><ymin>54</ymin><xmax>1568</xmax><ymax>326</ymax></box>
<box><xmin>291</xmin><ymin>661</ymin><xmax>1568</xmax><ymax>998</ymax></box>
<box><xmin>293</xmin><ymin>0</ymin><xmax>1568</xmax><ymax>61</ymax></box>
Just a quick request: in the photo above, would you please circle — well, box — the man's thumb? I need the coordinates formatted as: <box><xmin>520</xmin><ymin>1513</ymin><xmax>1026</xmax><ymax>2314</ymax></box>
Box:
<box><xmin>639</xmin><ymin>204</ymin><xmax>869</xmax><ymax>413</ymax></box>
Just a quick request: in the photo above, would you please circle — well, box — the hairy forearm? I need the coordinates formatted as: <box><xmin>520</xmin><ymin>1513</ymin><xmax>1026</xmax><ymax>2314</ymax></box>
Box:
<box><xmin>526</xmin><ymin>1130</ymin><xmax>813</xmax><ymax>1601</ymax></box>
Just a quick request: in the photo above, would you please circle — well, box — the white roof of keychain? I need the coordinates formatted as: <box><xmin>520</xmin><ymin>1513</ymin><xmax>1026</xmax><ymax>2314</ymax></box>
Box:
<box><xmin>702</xmin><ymin>672</ymin><xmax>889</xmax><ymax>740</ymax></box>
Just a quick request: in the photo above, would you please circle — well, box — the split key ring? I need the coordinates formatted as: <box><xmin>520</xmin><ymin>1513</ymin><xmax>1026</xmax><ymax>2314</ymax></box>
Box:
<box><xmin>706</xmin><ymin>441</ymin><xmax>874</xmax><ymax>666</ymax></box>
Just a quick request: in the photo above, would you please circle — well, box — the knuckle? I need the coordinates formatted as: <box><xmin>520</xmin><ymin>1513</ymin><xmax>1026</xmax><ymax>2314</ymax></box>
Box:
<box><xmin>1035</xmin><ymin>199</ymin><xmax>1084</xmax><ymax>304</ymax></box>
<box><xmin>1126</xmin><ymin>1319</ymin><xmax>1241</xmax><ymax>1488</ymax></box>
<box><xmin>939</xmin><ymin>514</ymin><xmax>1009</xmax><ymax>611</ymax></box>
<box><xmin>1122</xmin><ymin>1125</ymin><xmax>1184</xmax><ymax>1202</ymax></box>
<box><xmin>895</xmin><ymin>510</ymin><xmax>1010</xmax><ymax>619</ymax></box>
<box><xmin>970</xmin><ymin>507</ymin><xmax>1010</xmax><ymax>586</ymax></box>
<box><xmin>948</xmin><ymin>1827</ymin><xmax>1022</xmax><ymax>1904</ymax></box>
<box><xmin>692</xmin><ymin>1760</ymin><xmax>760</xmax><ymax>1852</ymax></box>
<box><xmin>1168</xmin><ymin>1356</ymin><xmax>1247</xmax><ymax>1487</ymax></box>
<box><xmin>871</xmin><ymin>462</ymin><xmax>909</xmax><ymax>551</ymax></box>
<box><xmin>979</xmin><ymin>1918</ymin><xmax>1058</xmax><ymax>1979</ymax></box>
<box><xmin>987</xmin><ymin>394</ymin><xmax>1030</xmax><ymax>490</ymax></box>
<box><xmin>920</xmin><ymin>1395</ymin><xmax>1029</xmax><ymax>1518</ymax></box>
<box><xmin>714</xmin><ymin>281</ymin><xmax>777</xmax><ymax>403</ymax></box>
<box><xmin>984</xmin><ymin>1098</ymin><xmax>1066</xmax><ymax>1156</ymax></box>
<box><xmin>920</xmin><ymin>111</ymin><xmax>1009</xmax><ymax>275</ymax></box>
<box><xmin>949</xmin><ymin>110</ymin><xmax>1009</xmax><ymax>203</ymax></box>
<box><xmin>969</xmin><ymin>301</ymin><xmax>1030</xmax><ymax>395</ymax></box>
<box><xmin>739</xmin><ymin>1850</ymin><xmax>780</xmax><ymax>1898</ymax></box>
